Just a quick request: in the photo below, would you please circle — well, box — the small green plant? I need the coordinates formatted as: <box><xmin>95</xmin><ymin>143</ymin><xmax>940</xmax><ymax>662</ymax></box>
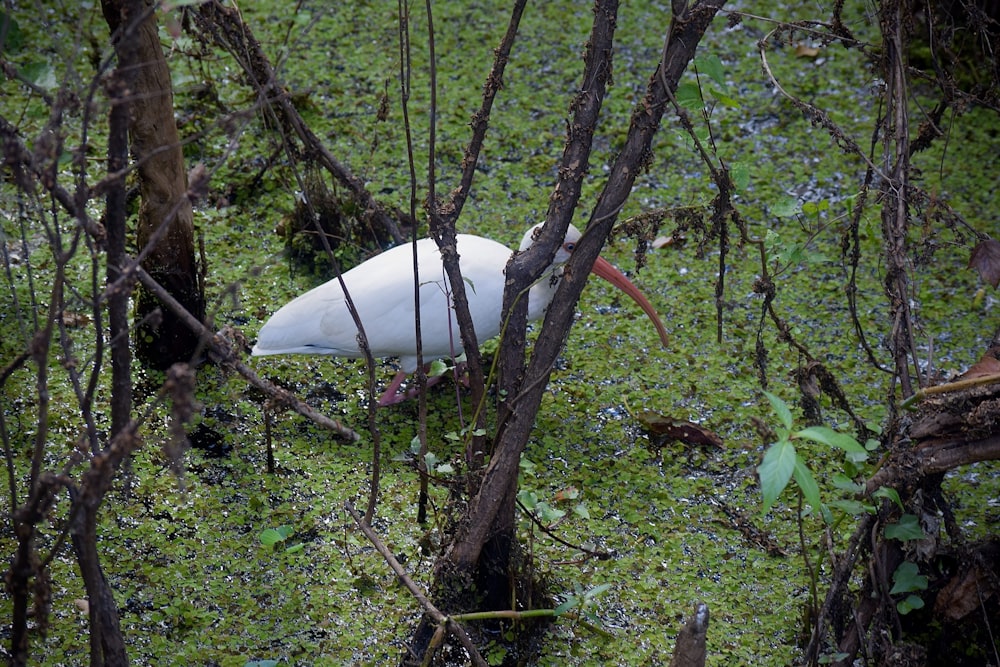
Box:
<box><xmin>884</xmin><ymin>515</ymin><xmax>930</xmax><ymax>615</ymax></box>
<box><xmin>757</xmin><ymin>391</ymin><xmax>871</xmax><ymax>521</ymax></box>
<box><xmin>889</xmin><ymin>560</ymin><xmax>929</xmax><ymax>614</ymax></box>
<box><xmin>517</xmin><ymin>456</ymin><xmax>591</xmax><ymax>527</ymax></box>
<box><xmin>259</xmin><ymin>525</ymin><xmax>304</xmax><ymax>553</ymax></box>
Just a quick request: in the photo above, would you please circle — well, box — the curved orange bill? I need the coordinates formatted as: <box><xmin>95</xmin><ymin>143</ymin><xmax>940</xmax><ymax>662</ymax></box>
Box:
<box><xmin>591</xmin><ymin>256</ymin><xmax>669</xmax><ymax>347</ymax></box>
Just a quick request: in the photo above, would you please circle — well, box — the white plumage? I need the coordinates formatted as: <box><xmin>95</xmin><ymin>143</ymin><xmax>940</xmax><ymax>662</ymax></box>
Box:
<box><xmin>253</xmin><ymin>224</ymin><xmax>666</xmax><ymax>404</ymax></box>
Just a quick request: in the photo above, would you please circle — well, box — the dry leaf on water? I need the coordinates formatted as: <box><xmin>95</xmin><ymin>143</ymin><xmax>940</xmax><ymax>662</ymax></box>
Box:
<box><xmin>968</xmin><ymin>238</ymin><xmax>1000</xmax><ymax>288</ymax></box>
<box><xmin>636</xmin><ymin>410</ymin><xmax>723</xmax><ymax>449</ymax></box>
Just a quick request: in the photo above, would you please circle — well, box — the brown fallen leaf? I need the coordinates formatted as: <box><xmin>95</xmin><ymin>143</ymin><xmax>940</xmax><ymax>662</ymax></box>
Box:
<box><xmin>968</xmin><ymin>238</ymin><xmax>1000</xmax><ymax>288</ymax></box>
<box><xmin>958</xmin><ymin>347</ymin><xmax>1000</xmax><ymax>380</ymax></box>
<box><xmin>934</xmin><ymin>564</ymin><xmax>994</xmax><ymax>621</ymax></box>
<box><xmin>636</xmin><ymin>410</ymin><xmax>723</xmax><ymax>449</ymax></box>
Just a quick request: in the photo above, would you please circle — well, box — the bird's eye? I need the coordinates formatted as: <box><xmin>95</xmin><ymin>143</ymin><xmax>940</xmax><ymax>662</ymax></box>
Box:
<box><xmin>564</xmin><ymin>242</ymin><xmax>576</xmax><ymax>252</ymax></box>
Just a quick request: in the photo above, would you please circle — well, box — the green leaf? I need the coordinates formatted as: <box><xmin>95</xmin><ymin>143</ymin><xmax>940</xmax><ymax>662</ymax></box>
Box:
<box><xmin>713</xmin><ymin>89</ymin><xmax>741</xmax><ymax>109</ymax></box>
<box><xmin>792</xmin><ymin>455</ymin><xmax>822</xmax><ymax>517</ymax></box>
<box><xmin>675</xmin><ymin>81</ymin><xmax>703</xmax><ymax>109</ymax></box>
<box><xmin>884</xmin><ymin>514</ymin><xmax>925</xmax><ymax>541</ymax></box>
<box><xmin>694</xmin><ymin>53</ymin><xmax>726</xmax><ymax>87</ymax></box>
<box><xmin>22</xmin><ymin>61</ymin><xmax>56</xmax><ymax>90</ymax></box>
<box><xmin>583</xmin><ymin>582</ymin><xmax>613</xmax><ymax>601</ymax></box>
<box><xmin>435</xmin><ymin>462</ymin><xmax>455</xmax><ymax>475</ymax></box>
<box><xmin>728</xmin><ymin>161</ymin><xmax>750</xmax><ymax>191</ymax></box>
<box><xmin>259</xmin><ymin>528</ymin><xmax>286</xmax><ymax>547</ymax></box>
<box><xmin>896</xmin><ymin>594</ymin><xmax>925</xmax><ymax>615</ymax></box>
<box><xmin>890</xmin><ymin>561</ymin><xmax>928</xmax><ymax>595</ymax></box>
<box><xmin>428</xmin><ymin>359</ymin><xmax>449</xmax><ymax>377</ymax></box>
<box><xmin>519</xmin><ymin>457</ymin><xmax>537</xmax><ymax>477</ymax></box>
<box><xmin>831</xmin><ymin>473</ymin><xmax>863</xmax><ymax>493</ymax></box>
<box><xmin>553</xmin><ymin>597</ymin><xmax>577</xmax><ymax>616</ymax></box>
<box><xmin>758</xmin><ymin>439</ymin><xmax>796</xmax><ymax>513</ymax></box>
<box><xmin>763</xmin><ymin>391</ymin><xmax>794</xmax><ymax>430</ymax></box>
<box><xmin>794</xmin><ymin>426</ymin><xmax>868</xmax><ymax>459</ymax></box>
<box><xmin>829</xmin><ymin>498</ymin><xmax>873</xmax><ymax>515</ymax></box>
<box><xmin>772</xmin><ymin>197</ymin><xmax>801</xmax><ymax>218</ymax></box>
<box><xmin>536</xmin><ymin>501</ymin><xmax>566</xmax><ymax>524</ymax></box>
<box><xmin>517</xmin><ymin>489</ymin><xmax>539</xmax><ymax>510</ymax></box>
<box><xmin>872</xmin><ymin>486</ymin><xmax>903</xmax><ymax>511</ymax></box>
<box><xmin>284</xmin><ymin>542</ymin><xmax>305</xmax><ymax>554</ymax></box>
<box><xmin>1</xmin><ymin>13</ymin><xmax>24</xmax><ymax>53</ymax></box>
<box><xmin>572</xmin><ymin>503</ymin><xmax>590</xmax><ymax>520</ymax></box>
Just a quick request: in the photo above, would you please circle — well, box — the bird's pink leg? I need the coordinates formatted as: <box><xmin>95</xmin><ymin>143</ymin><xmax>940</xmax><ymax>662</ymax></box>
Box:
<box><xmin>398</xmin><ymin>372</ymin><xmax>448</xmax><ymax>403</ymax></box>
<box><xmin>379</xmin><ymin>366</ymin><xmax>457</xmax><ymax>405</ymax></box>
<box><xmin>378</xmin><ymin>370</ymin><xmax>410</xmax><ymax>406</ymax></box>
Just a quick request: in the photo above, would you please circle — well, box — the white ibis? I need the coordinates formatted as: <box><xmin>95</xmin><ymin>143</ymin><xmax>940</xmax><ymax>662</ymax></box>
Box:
<box><xmin>252</xmin><ymin>224</ymin><xmax>668</xmax><ymax>405</ymax></box>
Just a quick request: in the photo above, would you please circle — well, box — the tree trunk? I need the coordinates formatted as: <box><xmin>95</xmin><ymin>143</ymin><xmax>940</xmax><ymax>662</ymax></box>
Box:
<box><xmin>102</xmin><ymin>0</ymin><xmax>206</xmax><ymax>370</ymax></box>
<box><xmin>404</xmin><ymin>1</ymin><xmax>727</xmax><ymax>662</ymax></box>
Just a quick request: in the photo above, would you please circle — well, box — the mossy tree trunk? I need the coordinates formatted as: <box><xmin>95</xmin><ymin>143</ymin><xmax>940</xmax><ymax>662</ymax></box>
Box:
<box><xmin>102</xmin><ymin>0</ymin><xmax>206</xmax><ymax>371</ymax></box>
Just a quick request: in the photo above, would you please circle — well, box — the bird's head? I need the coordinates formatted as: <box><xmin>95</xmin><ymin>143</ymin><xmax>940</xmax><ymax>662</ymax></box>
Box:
<box><xmin>519</xmin><ymin>223</ymin><xmax>583</xmax><ymax>267</ymax></box>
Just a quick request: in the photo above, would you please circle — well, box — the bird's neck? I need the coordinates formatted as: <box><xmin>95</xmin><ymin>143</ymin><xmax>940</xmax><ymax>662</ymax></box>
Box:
<box><xmin>526</xmin><ymin>267</ymin><xmax>564</xmax><ymax>322</ymax></box>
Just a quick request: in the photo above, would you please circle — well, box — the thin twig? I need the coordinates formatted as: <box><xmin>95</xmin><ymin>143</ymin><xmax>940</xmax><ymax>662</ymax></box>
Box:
<box><xmin>344</xmin><ymin>502</ymin><xmax>487</xmax><ymax>667</ymax></box>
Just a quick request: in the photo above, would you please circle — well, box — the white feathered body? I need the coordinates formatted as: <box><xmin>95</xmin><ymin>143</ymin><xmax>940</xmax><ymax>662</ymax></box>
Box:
<box><xmin>251</xmin><ymin>230</ymin><xmax>571</xmax><ymax>372</ymax></box>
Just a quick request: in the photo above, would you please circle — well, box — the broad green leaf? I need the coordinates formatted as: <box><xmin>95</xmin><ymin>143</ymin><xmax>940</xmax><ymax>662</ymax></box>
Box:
<box><xmin>572</xmin><ymin>503</ymin><xmax>590</xmax><ymax>519</ymax></box>
<box><xmin>259</xmin><ymin>528</ymin><xmax>287</xmax><ymax>547</ymax></box>
<box><xmin>872</xmin><ymin>486</ymin><xmax>903</xmax><ymax>511</ymax></box>
<box><xmin>831</xmin><ymin>472</ymin><xmax>863</xmax><ymax>493</ymax></box>
<box><xmin>890</xmin><ymin>561</ymin><xmax>928</xmax><ymax>594</ymax></box>
<box><xmin>772</xmin><ymin>197</ymin><xmax>801</xmax><ymax>218</ymax></box>
<box><xmin>713</xmin><ymin>89</ymin><xmax>741</xmax><ymax>108</ymax></box>
<box><xmin>763</xmin><ymin>391</ymin><xmax>794</xmax><ymax>430</ymax></box>
<box><xmin>22</xmin><ymin>61</ymin><xmax>56</xmax><ymax>90</ymax></box>
<box><xmin>519</xmin><ymin>457</ymin><xmax>537</xmax><ymax>476</ymax></box>
<box><xmin>728</xmin><ymin>161</ymin><xmax>750</xmax><ymax>191</ymax></box>
<box><xmin>884</xmin><ymin>514</ymin><xmax>925</xmax><ymax>541</ymax></box>
<box><xmin>1</xmin><ymin>13</ymin><xmax>24</xmax><ymax>53</ymax></box>
<box><xmin>792</xmin><ymin>455</ymin><xmax>822</xmax><ymax>517</ymax></box>
<box><xmin>428</xmin><ymin>359</ymin><xmax>449</xmax><ymax>377</ymax></box>
<box><xmin>795</xmin><ymin>426</ymin><xmax>868</xmax><ymax>458</ymax></box>
<box><xmin>758</xmin><ymin>439</ymin><xmax>796</xmax><ymax>513</ymax></box>
<box><xmin>536</xmin><ymin>501</ymin><xmax>566</xmax><ymax>524</ymax></box>
<box><xmin>694</xmin><ymin>53</ymin><xmax>726</xmax><ymax>86</ymax></box>
<box><xmin>896</xmin><ymin>594</ymin><xmax>925</xmax><ymax>615</ymax></box>
<box><xmin>675</xmin><ymin>81</ymin><xmax>703</xmax><ymax>109</ymax></box>
<box><xmin>829</xmin><ymin>498</ymin><xmax>873</xmax><ymax>515</ymax></box>
<box><xmin>517</xmin><ymin>489</ymin><xmax>539</xmax><ymax>510</ymax></box>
